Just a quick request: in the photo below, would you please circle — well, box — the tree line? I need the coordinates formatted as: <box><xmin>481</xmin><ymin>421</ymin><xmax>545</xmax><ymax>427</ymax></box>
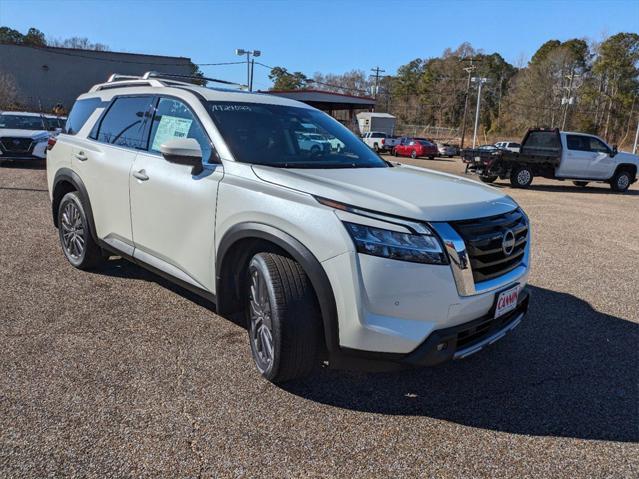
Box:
<box><xmin>269</xmin><ymin>34</ymin><xmax>639</xmax><ymax>146</ymax></box>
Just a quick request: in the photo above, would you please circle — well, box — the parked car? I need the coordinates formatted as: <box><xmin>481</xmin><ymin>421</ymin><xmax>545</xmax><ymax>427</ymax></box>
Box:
<box><xmin>437</xmin><ymin>142</ymin><xmax>459</xmax><ymax>157</ymax></box>
<box><xmin>361</xmin><ymin>131</ymin><xmax>400</xmax><ymax>153</ymax></box>
<box><xmin>47</xmin><ymin>72</ymin><xmax>531</xmax><ymax>383</ymax></box>
<box><xmin>44</xmin><ymin>114</ymin><xmax>67</xmax><ymax>134</ymax></box>
<box><xmin>495</xmin><ymin>141</ymin><xmax>521</xmax><ymax>153</ymax></box>
<box><xmin>0</xmin><ymin>111</ymin><xmax>51</xmax><ymax>163</ymax></box>
<box><xmin>462</xmin><ymin>128</ymin><xmax>638</xmax><ymax>192</ymax></box>
<box><xmin>297</xmin><ymin>132</ymin><xmax>331</xmax><ymax>154</ymax></box>
<box><xmin>392</xmin><ymin>137</ymin><xmax>438</xmax><ymax>159</ymax></box>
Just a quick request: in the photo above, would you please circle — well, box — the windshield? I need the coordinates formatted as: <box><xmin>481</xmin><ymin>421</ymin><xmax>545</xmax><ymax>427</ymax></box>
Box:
<box><xmin>206</xmin><ymin>102</ymin><xmax>388</xmax><ymax>169</ymax></box>
<box><xmin>0</xmin><ymin>114</ymin><xmax>46</xmax><ymax>130</ymax></box>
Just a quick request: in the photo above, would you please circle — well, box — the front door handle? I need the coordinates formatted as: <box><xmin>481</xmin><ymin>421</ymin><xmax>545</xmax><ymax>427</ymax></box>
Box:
<box><xmin>132</xmin><ymin>169</ymin><xmax>149</xmax><ymax>181</ymax></box>
<box><xmin>74</xmin><ymin>151</ymin><xmax>88</xmax><ymax>161</ymax></box>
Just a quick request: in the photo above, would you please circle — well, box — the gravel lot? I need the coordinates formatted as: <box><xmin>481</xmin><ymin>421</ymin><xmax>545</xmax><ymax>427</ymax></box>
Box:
<box><xmin>1</xmin><ymin>158</ymin><xmax>637</xmax><ymax>478</ymax></box>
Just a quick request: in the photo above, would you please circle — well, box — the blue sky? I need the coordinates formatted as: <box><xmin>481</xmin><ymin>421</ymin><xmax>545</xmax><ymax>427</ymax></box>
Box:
<box><xmin>1</xmin><ymin>0</ymin><xmax>638</xmax><ymax>90</ymax></box>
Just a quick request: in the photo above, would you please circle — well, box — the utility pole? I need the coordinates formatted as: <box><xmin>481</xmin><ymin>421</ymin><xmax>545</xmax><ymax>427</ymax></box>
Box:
<box><xmin>471</xmin><ymin>77</ymin><xmax>489</xmax><ymax>148</ymax></box>
<box><xmin>236</xmin><ymin>49</ymin><xmax>261</xmax><ymax>91</ymax></box>
<box><xmin>371</xmin><ymin>66</ymin><xmax>385</xmax><ymax>100</ymax></box>
<box><xmin>459</xmin><ymin>58</ymin><xmax>478</xmax><ymax>149</ymax></box>
<box><xmin>562</xmin><ymin>67</ymin><xmax>576</xmax><ymax>130</ymax></box>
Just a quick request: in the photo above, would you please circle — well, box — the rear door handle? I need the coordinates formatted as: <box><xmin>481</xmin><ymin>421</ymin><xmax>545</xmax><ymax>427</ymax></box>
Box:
<box><xmin>132</xmin><ymin>169</ymin><xmax>149</xmax><ymax>181</ymax></box>
<box><xmin>74</xmin><ymin>152</ymin><xmax>88</xmax><ymax>161</ymax></box>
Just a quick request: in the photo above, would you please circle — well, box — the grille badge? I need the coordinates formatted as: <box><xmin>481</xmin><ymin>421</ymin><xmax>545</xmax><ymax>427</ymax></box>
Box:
<box><xmin>501</xmin><ymin>229</ymin><xmax>516</xmax><ymax>256</ymax></box>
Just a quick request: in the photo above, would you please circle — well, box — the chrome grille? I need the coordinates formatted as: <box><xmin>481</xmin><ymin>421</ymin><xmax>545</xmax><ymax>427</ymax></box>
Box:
<box><xmin>451</xmin><ymin>209</ymin><xmax>528</xmax><ymax>283</ymax></box>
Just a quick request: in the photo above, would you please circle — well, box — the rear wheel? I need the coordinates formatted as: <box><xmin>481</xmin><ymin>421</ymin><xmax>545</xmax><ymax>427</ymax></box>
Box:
<box><xmin>510</xmin><ymin>166</ymin><xmax>533</xmax><ymax>188</ymax></box>
<box><xmin>610</xmin><ymin>169</ymin><xmax>632</xmax><ymax>192</ymax></box>
<box><xmin>57</xmin><ymin>191</ymin><xmax>103</xmax><ymax>270</ymax></box>
<box><xmin>246</xmin><ymin>253</ymin><xmax>321</xmax><ymax>383</ymax></box>
<box><xmin>573</xmin><ymin>181</ymin><xmax>589</xmax><ymax>187</ymax></box>
<box><xmin>373</xmin><ymin>143</ymin><xmax>379</xmax><ymax>152</ymax></box>
<box><xmin>480</xmin><ymin>175</ymin><xmax>498</xmax><ymax>184</ymax></box>
<box><xmin>392</xmin><ymin>148</ymin><xmax>398</xmax><ymax>157</ymax></box>
<box><xmin>429</xmin><ymin>155</ymin><xmax>435</xmax><ymax>160</ymax></box>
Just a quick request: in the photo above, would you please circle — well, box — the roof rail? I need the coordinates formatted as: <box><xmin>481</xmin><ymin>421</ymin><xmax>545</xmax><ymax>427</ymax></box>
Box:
<box><xmin>88</xmin><ymin>71</ymin><xmax>248</xmax><ymax>93</ymax></box>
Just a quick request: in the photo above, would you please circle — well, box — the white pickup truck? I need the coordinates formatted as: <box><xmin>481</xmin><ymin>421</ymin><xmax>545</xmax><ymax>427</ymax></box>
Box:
<box><xmin>463</xmin><ymin>128</ymin><xmax>638</xmax><ymax>192</ymax></box>
<box><xmin>361</xmin><ymin>131</ymin><xmax>400</xmax><ymax>153</ymax></box>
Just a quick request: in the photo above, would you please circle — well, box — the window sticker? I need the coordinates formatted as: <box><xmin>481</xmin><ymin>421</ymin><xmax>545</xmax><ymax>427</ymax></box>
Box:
<box><xmin>151</xmin><ymin>115</ymin><xmax>193</xmax><ymax>151</ymax></box>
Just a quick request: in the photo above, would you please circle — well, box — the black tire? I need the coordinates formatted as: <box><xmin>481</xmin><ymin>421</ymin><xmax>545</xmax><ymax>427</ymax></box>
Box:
<box><xmin>610</xmin><ymin>169</ymin><xmax>632</xmax><ymax>192</ymax></box>
<box><xmin>448</xmin><ymin>155</ymin><xmax>453</xmax><ymax>158</ymax></box>
<box><xmin>410</xmin><ymin>150</ymin><xmax>417</xmax><ymax>159</ymax></box>
<box><xmin>392</xmin><ymin>148</ymin><xmax>398</xmax><ymax>157</ymax></box>
<box><xmin>573</xmin><ymin>181</ymin><xmax>589</xmax><ymax>187</ymax></box>
<box><xmin>373</xmin><ymin>143</ymin><xmax>379</xmax><ymax>152</ymax></box>
<box><xmin>429</xmin><ymin>155</ymin><xmax>435</xmax><ymax>160</ymax></box>
<box><xmin>310</xmin><ymin>145</ymin><xmax>321</xmax><ymax>156</ymax></box>
<box><xmin>246</xmin><ymin>252</ymin><xmax>321</xmax><ymax>383</ymax></box>
<box><xmin>57</xmin><ymin>191</ymin><xmax>103</xmax><ymax>270</ymax></box>
<box><xmin>510</xmin><ymin>165</ymin><xmax>534</xmax><ymax>188</ymax></box>
<box><xmin>480</xmin><ymin>175</ymin><xmax>498</xmax><ymax>184</ymax></box>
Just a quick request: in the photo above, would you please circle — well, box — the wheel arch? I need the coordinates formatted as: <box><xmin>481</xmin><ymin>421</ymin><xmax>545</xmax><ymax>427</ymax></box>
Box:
<box><xmin>52</xmin><ymin>168</ymin><xmax>98</xmax><ymax>241</ymax></box>
<box><xmin>614</xmin><ymin>163</ymin><xmax>637</xmax><ymax>179</ymax></box>
<box><xmin>216</xmin><ymin>222</ymin><xmax>339</xmax><ymax>355</ymax></box>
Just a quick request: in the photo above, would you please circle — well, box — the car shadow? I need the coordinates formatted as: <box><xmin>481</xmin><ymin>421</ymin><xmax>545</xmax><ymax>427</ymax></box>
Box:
<box><xmin>282</xmin><ymin>285</ymin><xmax>638</xmax><ymax>443</ymax></box>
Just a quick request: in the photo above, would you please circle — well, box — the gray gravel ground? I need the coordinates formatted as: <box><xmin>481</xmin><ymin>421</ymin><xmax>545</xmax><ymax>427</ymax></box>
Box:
<box><xmin>0</xmin><ymin>158</ymin><xmax>637</xmax><ymax>478</ymax></box>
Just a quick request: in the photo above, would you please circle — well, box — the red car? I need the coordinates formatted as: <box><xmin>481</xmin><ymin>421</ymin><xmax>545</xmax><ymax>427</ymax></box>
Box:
<box><xmin>392</xmin><ymin>137</ymin><xmax>438</xmax><ymax>159</ymax></box>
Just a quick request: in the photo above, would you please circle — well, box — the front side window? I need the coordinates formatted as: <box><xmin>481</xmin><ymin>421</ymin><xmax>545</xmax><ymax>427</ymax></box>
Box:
<box><xmin>588</xmin><ymin>137</ymin><xmax>609</xmax><ymax>153</ymax></box>
<box><xmin>0</xmin><ymin>114</ymin><xmax>46</xmax><ymax>130</ymax></box>
<box><xmin>149</xmin><ymin>97</ymin><xmax>213</xmax><ymax>162</ymax></box>
<box><xmin>206</xmin><ymin>102</ymin><xmax>387</xmax><ymax>169</ymax></box>
<box><xmin>96</xmin><ymin>96</ymin><xmax>154</xmax><ymax>149</ymax></box>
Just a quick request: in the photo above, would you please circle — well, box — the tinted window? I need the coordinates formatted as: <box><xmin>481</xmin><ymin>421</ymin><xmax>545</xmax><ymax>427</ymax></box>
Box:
<box><xmin>509</xmin><ymin>143</ymin><xmax>521</xmax><ymax>148</ymax></box>
<box><xmin>588</xmin><ymin>137</ymin><xmax>609</xmax><ymax>153</ymax></box>
<box><xmin>371</xmin><ymin>133</ymin><xmax>385</xmax><ymax>138</ymax></box>
<box><xmin>97</xmin><ymin>96</ymin><xmax>153</xmax><ymax>149</ymax></box>
<box><xmin>147</xmin><ymin>97</ymin><xmax>213</xmax><ymax>163</ymax></box>
<box><xmin>207</xmin><ymin>102</ymin><xmax>387</xmax><ymax>169</ymax></box>
<box><xmin>65</xmin><ymin>98</ymin><xmax>102</xmax><ymax>135</ymax></box>
<box><xmin>526</xmin><ymin>131</ymin><xmax>561</xmax><ymax>149</ymax></box>
<box><xmin>566</xmin><ymin>135</ymin><xmax>589</xmax><ymax>151</ymax></box>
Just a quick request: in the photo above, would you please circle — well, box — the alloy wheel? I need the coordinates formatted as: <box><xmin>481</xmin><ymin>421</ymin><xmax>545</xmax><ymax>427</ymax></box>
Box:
<box><xmin>248</xmin><ymin>268</ymin><xmax>274</xmax><ymax>372</ymax></box>
<box><xmin>60</xmin><ymin>201</ymin><xmax>85</xmax><ymax>260</ymax></box>
<box><xmin>617</xmin><ymin>174</ymin><xmax>630</xmax><ymax>190</ymax></box>
<box><xmin>517</xmin><ymin>169</ymin><xmax>531</xmax><ymax>185</ymax></box>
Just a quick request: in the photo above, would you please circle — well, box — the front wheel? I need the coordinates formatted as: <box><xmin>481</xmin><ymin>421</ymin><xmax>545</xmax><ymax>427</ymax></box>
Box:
<box><xmin>246</xmin><ymin>253</ymin><xmax>321</xmax><ymax>383</ymax></box>
<box><xmin>410</xmin><ymin>150</ymin><xmax>417</xmax><ymax>159</ymax></box>
<box><xmin>510</xmin><ymin>166</ymin><xmax>534</xmax><ymax>188</ymax></box>
<box><xmin>429</xmin><ymin>155</ymin><xmax>435</xmax><ymax>160</ymax></box>
<box><xmin>573</xmin><ymin>181</ymin><xmax>589</xmax><ymax>187</ymax></box>
<box><xmin>57</xmin><ymin>191</ymin><xmax>103</xmax><ymax>270</ymax></box>
<box><xmin>610</xmin><ymin>170</ymin><xmax>632</xmax><ymax>192</ymax></box>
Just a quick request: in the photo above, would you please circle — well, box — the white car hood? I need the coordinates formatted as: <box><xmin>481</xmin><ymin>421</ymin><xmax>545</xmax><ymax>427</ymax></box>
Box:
<box><xmin>252</xmin><ymin>163</ymin><xmax>518</xmax><ymax>222</ymax></box>
<box><xmin>0</xmin><ymin>129</ymin><xmax>49</xmax><ymax>139</ymax></box>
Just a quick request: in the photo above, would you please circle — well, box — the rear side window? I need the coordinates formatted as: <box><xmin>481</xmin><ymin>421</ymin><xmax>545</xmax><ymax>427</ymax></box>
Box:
<box><xmin>65</xmin><ymin>98</ymin><xmax>102</xmax><ymax>135</ymax></box>
<box><xmin>566</xmin><ymin>135</ymin><xmax>589</xmax><ymax>151</ymax></box>
<box><xmin>96</xmin><ymin>96</ymin><xmax>154</xmax><ymax>149</ymax></box>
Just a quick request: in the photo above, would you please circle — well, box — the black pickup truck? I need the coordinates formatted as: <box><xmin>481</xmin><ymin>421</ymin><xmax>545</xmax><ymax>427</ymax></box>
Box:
<box><xmin>462</xmin><ymin>128</ymin><xmax>563</xmax><ymax>187</ymax></box>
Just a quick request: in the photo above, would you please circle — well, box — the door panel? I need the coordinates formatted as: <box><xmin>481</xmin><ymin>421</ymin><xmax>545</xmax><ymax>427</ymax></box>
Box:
<box><xmin>557</xmin><ymin>134</ymin><xmax>595</xmax><ymax>178</ymax></box>
<box><xmin>130</xmin><ymin>153</ymin><xmax>222</xmax><ymax>290</ymax></box>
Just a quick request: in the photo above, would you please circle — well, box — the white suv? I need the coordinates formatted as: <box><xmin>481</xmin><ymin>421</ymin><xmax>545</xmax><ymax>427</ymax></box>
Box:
<box><xmin>47</xmin><ymin>73</ymin><xmax>531</xmax><ymax>382</ymax></box>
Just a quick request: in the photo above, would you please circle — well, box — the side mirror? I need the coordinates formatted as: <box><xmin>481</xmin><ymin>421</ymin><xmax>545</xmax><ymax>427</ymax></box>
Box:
<box><xmin>612</xmin><ymin>145</ymin><xmax>618</xmax><ymax>156</ymax></box>
<box><xmin>160</xmin><ymin>138</ymin><xmax>203</xmax><ymax>175</ymax></box>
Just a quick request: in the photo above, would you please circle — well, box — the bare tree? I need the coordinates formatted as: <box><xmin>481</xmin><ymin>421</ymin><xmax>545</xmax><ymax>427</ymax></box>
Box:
<box><xmin>0</xmin><ymin>72</ymin><xmax>20</xmax><ymax>109</ymax></box>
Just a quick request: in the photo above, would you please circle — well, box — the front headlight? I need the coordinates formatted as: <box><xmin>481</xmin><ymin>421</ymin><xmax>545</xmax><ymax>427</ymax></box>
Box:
<box><xmin>343</xmin><ymin>222</ymin><xmax>447</xmax><ymax>265</ymax></box>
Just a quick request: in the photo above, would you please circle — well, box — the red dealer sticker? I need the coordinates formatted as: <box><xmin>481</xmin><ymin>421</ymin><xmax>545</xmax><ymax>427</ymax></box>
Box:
<box><xmin>495</xmin><ymin>285</ymin><xmax>519</xmax><ymax>319</ymax></box>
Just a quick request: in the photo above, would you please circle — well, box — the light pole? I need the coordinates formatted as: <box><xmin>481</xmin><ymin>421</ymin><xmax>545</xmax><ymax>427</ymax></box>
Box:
<box><xmin>236</xmin><ymin>49</ymin><xmax>261</xmax><ymax>92</ymax></box>
<box><xmin>471</xmin><ymin>77</ymin><xmax>489</xmax><ymax>148</ymax></box>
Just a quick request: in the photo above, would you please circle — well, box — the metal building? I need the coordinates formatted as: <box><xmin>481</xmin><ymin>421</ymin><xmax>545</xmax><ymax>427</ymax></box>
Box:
<box><xmin>0</xmin><ymin>44</ymin><xmax>194</xmax><ymax>112</ymax></box>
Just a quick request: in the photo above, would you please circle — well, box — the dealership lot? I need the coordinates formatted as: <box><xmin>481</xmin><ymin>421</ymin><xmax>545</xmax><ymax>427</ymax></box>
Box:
<box><xmin>0</xmin><ymin>159</ymin><xmax>637</xmax><ymax>477</ymax></box>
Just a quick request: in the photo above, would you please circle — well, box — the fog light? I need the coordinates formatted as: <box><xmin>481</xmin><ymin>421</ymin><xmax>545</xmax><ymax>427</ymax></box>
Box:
<box><xmin>436</xmin><ymin>342</ymin><xmax>447</xmax><ymax>351</ymax></box>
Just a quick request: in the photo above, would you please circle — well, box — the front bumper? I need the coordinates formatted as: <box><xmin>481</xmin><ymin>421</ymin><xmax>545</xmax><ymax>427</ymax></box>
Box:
<box><xmin>0</xmin><ymin>140</ymin><xmax>47</xmax><ymax>161</ymax></box>
<box><xmin>332</xmin><ymin>287</ymin><xmax>529</xmax><ymax>371</ymax></box>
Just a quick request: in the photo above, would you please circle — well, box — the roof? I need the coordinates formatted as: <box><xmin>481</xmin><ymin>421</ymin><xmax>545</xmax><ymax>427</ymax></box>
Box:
<box><xmin>356</xmin><ymin>112</ymin><xmax>396</xmax><ymax>119</ymax></box>
<box><xmin>0</xmin><ymin>111</ymin><xmax>44</xmax><ymax>117</ymax></box>
<box><xmin>263</xmin><ymin>89</ymin><xmax>375</xmax><ymax>107</ymax></box>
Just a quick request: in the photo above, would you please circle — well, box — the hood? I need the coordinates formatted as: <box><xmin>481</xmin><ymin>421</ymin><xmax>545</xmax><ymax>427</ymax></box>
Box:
<box><xmin>615</xmin><ymin>151</ymin><xmax>639</xmax><ymax>164</ymax></box>
<box><xmin>0</xmin><ymin>129</ymin><xmax>49</xmax><ymax>140</ymax></box>
<box><xmin>252</xmin><ymin>163</ymin><xmax>518</xmax><ymax>222</ymax></box>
